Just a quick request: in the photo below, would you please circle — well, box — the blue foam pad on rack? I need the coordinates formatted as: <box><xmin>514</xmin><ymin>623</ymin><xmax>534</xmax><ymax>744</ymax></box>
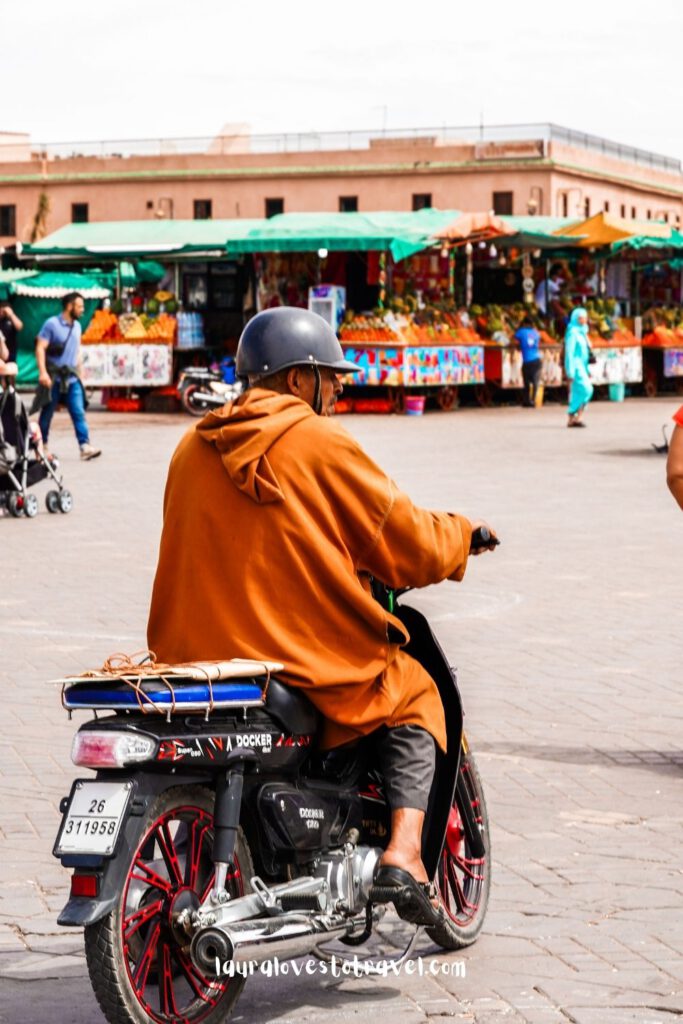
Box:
<box><xmin>64</xmin><ymin>679</ymin><xmax>266</xmax><ymax>711</ymax></box>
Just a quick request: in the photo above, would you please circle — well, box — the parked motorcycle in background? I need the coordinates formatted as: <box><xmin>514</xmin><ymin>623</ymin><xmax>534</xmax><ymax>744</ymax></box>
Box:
<box><xmin>178</xmin><ymin>359</ymin><xmax>243</xmax><ymax>417</ymax></box>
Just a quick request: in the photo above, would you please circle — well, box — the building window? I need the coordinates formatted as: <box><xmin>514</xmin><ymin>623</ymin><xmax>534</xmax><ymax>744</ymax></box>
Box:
<box><xmin>664</xmin><ymin>213</ymin><xmax>669</xmax><ymax>223</ymax></box>
<box><xmin>631</xmin><ymin>206</ymin><xmax>637</xmax><ymax>219</ymax></box>
<box><xmin>584</xmin><ymin>197</ymin><xmax>591</xmax><ymax>217</ymax></box>
<box><xmin>0</xmin><ymin>204</ymin><xmax>16</xmax><ymax>235</ymax></box>
<box><xmin>194</xmin><ymin>199</ymin><xmax>212</xmax><ymax>220</ymax></box>
<box><xmin>412</xmin><ymin>193</ymin><xmax>432</xmax><ymax>211</ymax></box>
<box><xmin>561</xmin><ymin>194</ymin><xmax>568</xmax><ymax>217</ymax></box>
<box><xmin>492</xmin><ymin>191</ymin><xmax>513</xmax><ymax>215</ymax></box>
<box><xmin>71</xmin><ymin>203</ymin><xmax>89</xmax><ymax>224</ymax></box>
<box><xmin>265</xmin><ymin>197</ymin><xmax>284</xmax><ymax>218</ymax></box>
<box><xmin>646</xmin><ymin>209</ymin><xmax>652</xmax><ymax>220</ymax></box>
<box><xmin>604</xmin><ymin>200</ymin><xmax>610</xmax><ymax>212</ymax></box>
<box><xmin>339</xmin><ymin>195</ymin><xmax>358</xmax><ymax>212</ymax></box>
<box><xmin>620</xmin><ymin>203</ymin><xmax>626</xmax><ymax>218</ymax></box>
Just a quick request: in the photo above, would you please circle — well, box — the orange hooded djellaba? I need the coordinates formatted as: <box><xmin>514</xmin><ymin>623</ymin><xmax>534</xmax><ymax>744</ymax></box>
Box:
<box><xmin>147</xmin><ymin>389</ymin><xmax>473</xmax><ymax>753</ymax></box>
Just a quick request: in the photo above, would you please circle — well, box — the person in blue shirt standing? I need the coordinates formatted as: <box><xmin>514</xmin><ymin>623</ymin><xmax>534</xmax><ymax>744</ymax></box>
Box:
<box><xmin>35</xmin><ymin>292</ymin><xmax>101</xmax><ymax>460</ymax></box>
<box><xmin>514</xmin><ymin>315</ymin><xmax>543</xmax><ymax>407</ymax></box>
<box><xmin>564</xmin><ymin>307</ymin><xmax>594</xmax><ymax>428</ymax></box>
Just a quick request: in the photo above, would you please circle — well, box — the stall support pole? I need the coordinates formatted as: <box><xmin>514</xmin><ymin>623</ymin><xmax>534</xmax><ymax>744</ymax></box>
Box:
<box><xmin>448</xmin><ymin>247</ymin><xmax>456</xmax><ymax>300</ymax></box>
<box><xmin>116</xmin><ymin>262</ymin><xmax>121</xmax><ymax>301</ymax></box>
<box><xmin>378</xmin><ymin>250</ymin><xmax>387</xmax><ymax>310</ymax></box>
<box><xmin>174</xmin><ymin>263</ymin><xmax>180</xmax><ymax>301</ymax></box>
<box><xmin>465</xmin><ymin>243</ymin><xmax>473</xmax><ymax>308</ymax></box>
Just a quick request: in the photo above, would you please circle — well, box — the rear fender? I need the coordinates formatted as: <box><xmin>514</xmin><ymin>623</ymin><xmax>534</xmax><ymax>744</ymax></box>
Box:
<box><xmin>56</xmin><ymin>770</ymin><xmax>210</xmax><ymax>927</ymax></box>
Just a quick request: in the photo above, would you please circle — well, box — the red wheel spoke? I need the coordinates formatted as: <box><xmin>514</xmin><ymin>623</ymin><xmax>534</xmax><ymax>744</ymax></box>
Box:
<box><xmin>199</xmin><ymin>870</ymin><xmax>216</xmax><ymax>904</ymax></box>
<box><xmin>452</xmin><ymin>854</ymin><xmax>485</xmax><ymax>881</ymax></box>
<box><xmin>131</xmin><ymin>857</ymin><xmax>173</xmax><ymax>895</ymax></box>
<box><xmin>131</xmin><ymin>920</ymin><xmax>161</xmax><ymax>998</ymax></box>
<box><xmin>448</xmin><ymin>856</ymin><xmax>478</xmax><ymax>914</ymax></box>
<box><xmin>174</xmin><ymin>946</ymin><xmax>224</xmax><ymax>1004</ymax></box>
<box><xmin>123</xmin><ymin>899</ymin><xmax>164</xmax><ymax>943</ymax></box>
<box><xmin>186</xmin><ymin>819</ymin><xmax>211</xmax><ymax>891</ymax></box>
<box><xmin>158</xmin><ymin>942</ymin><xmax>180</xmax><ymax>1018</ymax></box>
<box><xmin>155</xmin><ymin>821</ymin><xmax>184</xmax><ymax>887</ymax></box>
<box><xmin>198</xmin><ymin>865</ymin><xmax>241</xmax><ymax>905</ymax></box>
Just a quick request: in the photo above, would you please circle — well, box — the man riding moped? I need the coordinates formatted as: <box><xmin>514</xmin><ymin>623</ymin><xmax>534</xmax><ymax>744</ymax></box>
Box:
<box><xmin>147</xmin><ymin>306</ymin><xmax>498</xmax><ymax>927</ymax></box>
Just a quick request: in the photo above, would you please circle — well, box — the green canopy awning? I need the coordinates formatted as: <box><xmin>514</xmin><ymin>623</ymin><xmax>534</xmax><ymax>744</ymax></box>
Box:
<box><xmin>8</xmin><ymin>271</ymin><xmax>110</xmax><ymax>387</ymax></box>
<box><xmin>611</xmin><ymin>230</ymin><xmax>683</xmax><ymax>254</ymax></box>
<box><xmin>225</xmin><ymin>210</ymin><xmax>462</xmax><ymax>261</ymax></box>
<box><xmin>21</xmin><ymin>219</ymin><xmax>264</xmax><ymax>261</ymax></box>
<box><xmin>10</xmin><ymin>271</ymin><xmax>111</xmax><ymax>299</ymax></box>
<box><xmin>0</xmin><ymin>268</ymin><xmax>39</xmax><ymax>301</ymax></box>
<box><xmin>497</xmin><ymin>215</ymin><xmax>585</xmax><ymax>251</ymax></box>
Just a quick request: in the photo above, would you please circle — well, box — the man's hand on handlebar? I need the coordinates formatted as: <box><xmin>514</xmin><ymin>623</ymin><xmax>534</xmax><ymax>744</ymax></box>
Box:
<box><xmin>469</xmin><ymin>521</ymin><xmax>500</xmax><ymax>556</ymax></box>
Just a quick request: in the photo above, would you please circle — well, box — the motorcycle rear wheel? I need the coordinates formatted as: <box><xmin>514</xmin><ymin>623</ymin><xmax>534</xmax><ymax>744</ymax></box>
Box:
<box><xmin>84</xmin><ymin>785</ymin><xmax>252</xmax><ymax>1024</ymax></box>
<box><xmin>427</xmin><ymin>749</ymin><xmax>491</xmax><ymax>950</ymax></box>
<box><xmin>180</xmin><ymin>383</ymin><xmax>211</xmax><ymax>417</ymax></box>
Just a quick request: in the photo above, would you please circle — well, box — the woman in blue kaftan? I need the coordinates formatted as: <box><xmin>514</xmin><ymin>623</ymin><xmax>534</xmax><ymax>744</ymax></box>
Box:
<box><xmin>564</xmin><ymin>307</ymin><xmax>593</xmax><ymax>427</ymax></box>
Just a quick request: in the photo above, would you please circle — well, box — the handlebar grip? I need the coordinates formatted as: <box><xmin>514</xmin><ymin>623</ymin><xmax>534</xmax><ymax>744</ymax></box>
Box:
<box><xmin>470</xmin><ymin>526</ymin><xmax>500</xmax><ymax>552</ymax></box>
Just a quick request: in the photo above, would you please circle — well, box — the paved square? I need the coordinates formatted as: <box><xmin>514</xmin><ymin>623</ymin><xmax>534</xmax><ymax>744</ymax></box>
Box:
<box><xmin>0</xmin><ymin>396</ymin><xmax>681</xmax><ymax>1023</ymax></box>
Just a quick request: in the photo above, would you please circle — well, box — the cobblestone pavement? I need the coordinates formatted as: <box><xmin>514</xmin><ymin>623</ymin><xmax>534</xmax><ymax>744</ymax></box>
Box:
<box><xmin>0</xmin><ymin>396</ymin><xmax>681</xmax><ymax>1024</ymax></box>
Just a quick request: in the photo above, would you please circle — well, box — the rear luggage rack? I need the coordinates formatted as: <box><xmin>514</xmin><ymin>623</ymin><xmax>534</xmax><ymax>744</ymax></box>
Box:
<box><xmin>56</xmin><ymin>655</ymin><xmax>284</xmax><ymax>720</ymax></box>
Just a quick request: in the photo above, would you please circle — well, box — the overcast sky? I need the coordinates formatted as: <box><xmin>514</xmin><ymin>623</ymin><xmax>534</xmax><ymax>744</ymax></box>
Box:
<box><xmin>5</xmin><ymin>0</ymin><xmax>683</xmax><ymax>162</ymax></box>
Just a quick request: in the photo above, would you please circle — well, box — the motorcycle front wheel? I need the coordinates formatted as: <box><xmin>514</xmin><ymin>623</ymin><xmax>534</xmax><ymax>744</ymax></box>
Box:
<box><xmin>427</xmin><ymin>748</ymin><xmax>491</xmax><ymax>950</ymax></box>
<box><xmin>84</xmin><ymin>785</ymin><xmax>253</xmax><ymax>1024</ymax></box>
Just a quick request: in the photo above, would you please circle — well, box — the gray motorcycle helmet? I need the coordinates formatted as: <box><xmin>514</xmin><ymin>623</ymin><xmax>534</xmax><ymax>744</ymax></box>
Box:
<box><xmin>236</xmin><ymin>306</ymin><xmax>361</xmax><ymax>378</ymax></box>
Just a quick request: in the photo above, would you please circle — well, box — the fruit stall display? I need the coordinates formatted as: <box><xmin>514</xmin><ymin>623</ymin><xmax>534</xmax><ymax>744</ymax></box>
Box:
<box><xmin>471</xmin><ymin>304</ymin><xmax>565</xmax><ymax>391</ymax></box>
<box><xmin>80</xmin><ymin>294</ymin><xmax>180</xmax><ymax>389</ymax></box>
<box><xmin>640</xmin><ymin>308</ymin><xmax>683</xmax><ymax>397</ymax></box>
<box><xmin>476</xmin><ymin>300</ymin><xmax>641</xmax><ymax>392</ymax></box>
<box><xmin>338</xmin><ymin>307</ymin><xmax>485</xmax><ymax>410</ymax></box>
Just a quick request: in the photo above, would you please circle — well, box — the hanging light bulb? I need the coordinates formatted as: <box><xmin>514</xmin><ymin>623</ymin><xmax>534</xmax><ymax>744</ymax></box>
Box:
<box><xmin>478</xmin><ymin>240</ymin><xmax>487</xmax><ymax>249</ymax></box>
<box><xmin>498</xmin><ymin>254</ymin><xmax>507</xmax><ymax>266</ymax></box>
<box><xmin>440</xmin><ymin>246</ymin><xmax>449</xmax><ymax>259</ymax></box>
<box><xmin>465</xmin><ymin>242</ymin><xmax>473</xmax><ymax>256</ymax></box>
<box><xmin>317</xmin><ymin>248</ymin><xmax>328</xmax><ymax>259</ymax></box>
<box><xmin>489</xmin><ymin>244</ymin><xmax>497</xmax><ymax>259</ymax></box>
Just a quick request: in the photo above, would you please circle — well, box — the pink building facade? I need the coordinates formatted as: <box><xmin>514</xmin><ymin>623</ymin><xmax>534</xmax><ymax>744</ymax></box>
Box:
<box><xmin>0</xmin><ymin>125</ymin><xmax>680</xmax><ymax>243</ymax></box>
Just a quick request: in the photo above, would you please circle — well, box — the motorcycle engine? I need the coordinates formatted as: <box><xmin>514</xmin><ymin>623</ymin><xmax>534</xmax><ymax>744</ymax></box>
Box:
<box><xmin>310</xmin><ymin>845</ymin><xmax>382</xmax><ymax>910</ymax></box>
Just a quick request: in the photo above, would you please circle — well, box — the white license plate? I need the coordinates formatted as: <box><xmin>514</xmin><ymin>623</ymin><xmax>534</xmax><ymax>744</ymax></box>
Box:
<box><xmin>55</xmin><ymin>780</ymin><xmax>133</xmax><ymax>857</ymax></box>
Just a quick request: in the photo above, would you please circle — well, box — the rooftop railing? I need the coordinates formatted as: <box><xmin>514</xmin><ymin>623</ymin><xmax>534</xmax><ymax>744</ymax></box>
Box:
<box><xmin>2</xmin><ymin>123</ymin><xmax>680</xmax><ymax>175</ymax></box>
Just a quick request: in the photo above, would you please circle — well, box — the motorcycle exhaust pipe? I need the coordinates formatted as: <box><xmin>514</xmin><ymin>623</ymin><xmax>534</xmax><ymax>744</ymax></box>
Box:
<box><xmin>191</xmin><ymin>915</ymin><xmax>350</xmax><ymax>973</ymax></box>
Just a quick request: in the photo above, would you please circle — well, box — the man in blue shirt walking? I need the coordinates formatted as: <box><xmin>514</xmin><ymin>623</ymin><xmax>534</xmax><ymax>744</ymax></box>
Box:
<box><xmin>35</xmin><ymin>292</ymin><xmax>101</xmax><ymax>460</ymax></box>
<box><xmin>514</xmin><ymin>315</ymin><xmax>543</xmax><ymax>408</ymax></box>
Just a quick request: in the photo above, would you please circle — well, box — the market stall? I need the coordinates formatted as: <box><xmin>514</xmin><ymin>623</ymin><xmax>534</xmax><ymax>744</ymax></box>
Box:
<box><xmin>20</xmin><ymin>219</ymin><xmax>266</xmax><ymax>396</ymax></box>
<box><xmin>338</xmin><ymin>310</ymin><xmax>484</xmax><ymax>410</ymax></box>
<box><xmin>4</xmin><ymin>271</ymin><xmax>111</xmax><ymax>386</ymax></box>
<box><xmin>227</xmin><ymin>210</ymin><xmax>490</xmax><ymax>410</ymax></box>
<box><xmin>607</xmin><ymin>234</ymin><xmax>683</xmax><ymax>396</ymax></box>
<box><xmin>79</xmin><ymin>304</ymin><xmax>179</xmax><ymax>389</ymax></box>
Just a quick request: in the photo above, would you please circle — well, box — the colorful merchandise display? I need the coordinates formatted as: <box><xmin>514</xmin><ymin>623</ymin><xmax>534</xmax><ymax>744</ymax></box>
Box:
<box><xmin>81</xmin><ymin>344</ymin><xmax>174</xmax><ymax>388</ymax></box>
<box><xmin>339</xmin><ymin>308</ymin><xmax>485</xmax><ymax>395</ymax></box>
<box><xmin>80</xmin><ymin>294</ymin><xmax>189</xmax><ymax>388</ymax></box>
<box><xmin>342</xmin><ymin>344</ymin><xmax>485</xmax><ymax>388</ymax></box>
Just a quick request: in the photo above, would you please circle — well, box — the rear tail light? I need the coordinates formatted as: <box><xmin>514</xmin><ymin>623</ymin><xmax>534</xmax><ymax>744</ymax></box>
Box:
<box><xmin>71</xmin><ymin>731</ymin><xmax>157</xmax><ymax>768</ymax></box>
<box><xmin>70</xmin><ymin>873</ymin><xmax>99</xmax><ymax>898</ymax></box>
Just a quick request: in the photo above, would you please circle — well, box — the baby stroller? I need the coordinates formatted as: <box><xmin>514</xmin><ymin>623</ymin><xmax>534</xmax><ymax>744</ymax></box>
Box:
<box><xmin>0</xmin><ymin>376</ymin><xmax>73</xmax><ymax>518</ymax></box>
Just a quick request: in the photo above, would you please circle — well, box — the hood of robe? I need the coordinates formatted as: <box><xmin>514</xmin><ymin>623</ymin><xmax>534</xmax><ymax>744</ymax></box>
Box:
<box><xmin>197</xmin><ymin>388</ymin><xmax>315</xmax><ymax>504</ymax></box>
